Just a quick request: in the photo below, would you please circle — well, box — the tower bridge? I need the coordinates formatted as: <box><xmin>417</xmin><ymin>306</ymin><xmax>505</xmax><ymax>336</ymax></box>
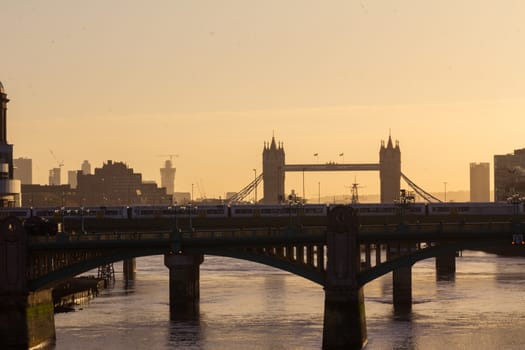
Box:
<box><xmin>236</xmin><ymin>134</ymin><xmax>438</xmax><ymax>205</ymax></box>
<box><xmin>261</xmin><ymin>135</ymin><xmax>405</xmax><ymax>204</ymax></box>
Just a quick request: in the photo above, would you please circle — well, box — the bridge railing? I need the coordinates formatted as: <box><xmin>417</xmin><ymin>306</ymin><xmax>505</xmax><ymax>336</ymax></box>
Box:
<box><xmin>28</xmin><ymin>226</ymin><xmax>327</xmax><ymax>245</ymax></box>
<box><xmin>360</xmin><ymin>221</ymin><xmax>516</xmax><ymax>233</ymax></box>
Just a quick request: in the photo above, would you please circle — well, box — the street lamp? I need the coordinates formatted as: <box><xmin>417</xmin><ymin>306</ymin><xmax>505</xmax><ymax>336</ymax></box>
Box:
<box><xmin>302</xmin><ymin>168</ymin><xmax>305</xmax><ymax>204</ymax></box>
<box><xmin>253</xmin><ymin>168</ymin><xmax>257</xmax><ymax>204</ymax></box>
<box><xmin>444</xmin><ymin>182</ymin><xmax>447</xmax><ymax>202</ymax></box>
<box><xmin>191</xmin><ymin>183</ymin><xmax>194</xmax><ymax>203</ymax></box>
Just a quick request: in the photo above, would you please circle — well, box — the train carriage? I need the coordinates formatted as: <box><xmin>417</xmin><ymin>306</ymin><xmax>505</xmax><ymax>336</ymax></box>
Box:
<box><xmin>427</xmin><ymin>202</ymin><xmax>521</xmax><ymax>216</ymax></box>
<box><xmin>196</xmin><ymin>205</ymin><xmax>228</xmax><ymax>218</ymax></box>
<box><xmin>348</xmin><ymin>203</ymin><xmax>426</xmax><ymax>216</ymax></box>
<box><xmin>131</xmin><ymin>205</ymin><xmax>175</xmax><ymax>219</ymax></box>
<box><xmin>230</xmin><ymin>204</ymin><xmax>327</xmax><ymax>218</ymax></box>
<box><xmin>0</xmin><ymin>207</ymin><xmax>32</xmax><ymax>220</ymax></box>
<box><xmin>32</xmin><ymin>207</ymin><xmax>62</xmax><ymax>220</ymax></box>
<box><xmin>81</xmin><ymin>206</ymin><xmax>129</xmax><ymax>219</ymax></box>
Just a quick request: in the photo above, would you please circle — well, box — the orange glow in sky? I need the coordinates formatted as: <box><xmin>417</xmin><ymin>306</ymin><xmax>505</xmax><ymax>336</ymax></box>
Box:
<box><xmin>3</xmin><ymin>1</ymin><xmax>525</xmax><ymax>200</ymax></box>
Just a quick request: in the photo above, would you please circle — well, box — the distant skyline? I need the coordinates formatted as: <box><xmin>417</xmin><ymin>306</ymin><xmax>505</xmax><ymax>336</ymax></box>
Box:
<box><xmin>3</xmin><ymin>1</ymin><xmax>525</xmax><ymax>199</ymax></box>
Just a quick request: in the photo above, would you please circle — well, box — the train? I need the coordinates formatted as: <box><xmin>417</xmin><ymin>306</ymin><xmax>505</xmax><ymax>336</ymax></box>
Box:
<box><xmin>0</xmin><ymin>201</ymin><xmax>523</xmax><ymax>222</ymax></box>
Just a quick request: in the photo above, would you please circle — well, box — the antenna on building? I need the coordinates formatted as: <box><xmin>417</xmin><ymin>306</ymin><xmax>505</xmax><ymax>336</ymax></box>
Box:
<box><xmin>157</xmin><ymin>154</ymin><xmax>179</xmax><ymax>162</ymax></box>
<box><xmin>345</xmin><ymin>178</ymin><xmax>363</xmax><ymax>204</ymax></box>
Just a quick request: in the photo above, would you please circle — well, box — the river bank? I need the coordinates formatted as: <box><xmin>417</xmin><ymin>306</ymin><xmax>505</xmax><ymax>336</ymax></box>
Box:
<box><xmin>53</xmin><ymin>276</ymin><xmax>106</xmax><ymax>313</ymax></box>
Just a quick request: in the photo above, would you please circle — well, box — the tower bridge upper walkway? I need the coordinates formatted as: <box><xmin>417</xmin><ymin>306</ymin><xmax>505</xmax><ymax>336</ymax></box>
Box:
<box><xmin>284</xmin><ymin>163</ymin><xmax>380</xmax><ymax>172</ymax></box>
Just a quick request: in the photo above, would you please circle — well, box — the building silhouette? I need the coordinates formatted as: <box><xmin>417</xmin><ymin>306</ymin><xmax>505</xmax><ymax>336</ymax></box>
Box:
<box><xmin>13</xmin><ymin>157</ymin><xmax>32</xmax><ymax>185</ymax></box>
<box><xmin>160</xmin><ymin>159</ymin><xmax>176</xmax><ymax>199</ymax></box>
<box><xmin>470</xmin><ymin>162</ymin><xmax>490</xmax><ymax>202</ymax></box>
<box><xmin>174</xmin><ymin>192</ymin><xmax>191</xmax><ymax>205</ymax></box>
<box><xmin>81</xmin><ymin>160</ymin><xmax>91</xmax><ymax>175</ymax></box>
<box><xmin>48</xmin><ymin>168</ymin><xmax>61</xmax><ymax>185</ymax></box>
<box><xmin>262</xmin><ymin>136</ymin><xmax>285</xmax><ymax>204</ymax></box>
<box><xmin>68</xmin><ymin>170</ymin><xmax>78</xmax><ymax>189</ymax></box>
<box><xmin>76</xmin><ymin>160</ymin><xmax>172</xmax><ymax>205</ymax></box>
<box><xmin>494</xmin><ymin>148</ymin><xmax>525</xmax><ymax>201</ymax></box>
<box><xmin>0</xmin><ymin>81</ymin><xmax>21</xmax><ymax>206</ymax></box>
<box><xmin>379</xmin><ymin>135</ymin><xmax>401</xmax><ymax>203</ymax></box>
<box><xmin>21</xmin><ymin>184</ymin><xmax>75</xmax><ymax>207</ymax></box>
<box><xmin>23</xmin><ymin>161</ymin><xmax>172</xmax><ymax>206</ymax></box>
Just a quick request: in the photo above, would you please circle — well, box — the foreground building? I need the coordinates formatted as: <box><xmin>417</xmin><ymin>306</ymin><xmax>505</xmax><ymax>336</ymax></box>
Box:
<box><xmin>494</xmin><ymin>148</ymin><xmax>525</xmax><ymax>201</ymax></box>
<box><xmin>0</xmin><ymin>81</ymin><xmax>21</xmax><ymax>206</ymax></box>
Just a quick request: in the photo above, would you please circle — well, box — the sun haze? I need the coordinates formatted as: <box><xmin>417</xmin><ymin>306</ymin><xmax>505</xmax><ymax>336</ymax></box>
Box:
<box><xmin>2</xmin><ymin>1</ymin><xmax>525</xmax><ymax>200</ymax></box>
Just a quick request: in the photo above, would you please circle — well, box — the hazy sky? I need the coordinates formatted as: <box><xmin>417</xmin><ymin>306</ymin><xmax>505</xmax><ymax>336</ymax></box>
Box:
<box><xmin>3</xmin><ymin>1</ymin><xmax>525</xmax><ymax>200</ymax></box>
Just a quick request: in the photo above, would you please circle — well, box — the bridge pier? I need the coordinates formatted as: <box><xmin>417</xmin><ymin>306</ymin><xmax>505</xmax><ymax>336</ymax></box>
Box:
<box><xmin>392</xmin><ymin>265</ymin><xmax>412</xmax><ymax>312</ymax></box>
<box><xmin>389</xmin><ymin>243</ymin><xmax>414</xmax><ymax>312</ymax></box>
<box><xmin>436</xmin><ymin>253</ymin><xmax>456</xmax><ymax>280</ymax></box>
<box><xmin>123</xmin><ymin>258</ymin><xmax>136</xmax><ymax>280</ymax></box>
<box><xmin>0</xmin><ymin>217</ymin><xmax>56</xmax><ymax>349</ymax></box>
<box><xmin>164</xmin><ymin>253</ymin><xmax>204</xmax><ymax>320</ymax></box>
<box><xmin>0</xmin><ymin>289</ymin><xmax>56</xmax><ymax>349</ymax></box>
<box><xmin>323</xmin><ymin>206</ymin><xmax>367</xmax><ymax>350</ymax></box>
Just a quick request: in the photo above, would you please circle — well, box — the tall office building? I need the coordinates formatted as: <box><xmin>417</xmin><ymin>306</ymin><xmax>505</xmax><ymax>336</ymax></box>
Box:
<box><xmin>494</xmin><ymin>148</ymin><xmax>525</xmax><ymax>201</ymax></box>
<box><xmin>160</xmin><ymin>159</ymin><xmax>176</xmax><ymax>197</ymax></box>
<box><xmin>81</xmin><ymin>160</ymin><xmax>91</xmax><ymax>175</ymax></box>
<box><xmin>0</xmin><ymin>81</ymin><xmax>21</xmax><ymax>206</ymax></box>
<box><xmin>68</xmin><ymin>170</ymin><xmax>78</xmax><ymax>189</ymax></box>
<box><xmin>49</xmin><ymin>168</ymin><xmax>61</xmax><ymax>186</ymax></box>
<box><xmin>470</xmin><ymin>162</ymin><xmax>490</xmax><ymax>202</ymax></box>
<box><xmin>13</xmin><ymin>157</ymin><xmax>32</xmax><ymax>184</ymax></box>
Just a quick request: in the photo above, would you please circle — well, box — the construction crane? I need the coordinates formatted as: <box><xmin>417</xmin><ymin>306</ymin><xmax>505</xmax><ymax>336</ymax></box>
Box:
<box><xmin>49</xmin><ymin>150</ymin><xmax>64</xmax><ymax>168</ymax></box>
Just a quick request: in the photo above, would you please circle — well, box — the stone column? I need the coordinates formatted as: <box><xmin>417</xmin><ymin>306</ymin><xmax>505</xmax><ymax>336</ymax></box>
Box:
<box><xmin>392</xmin><ymin>265</ymin><xmax>412</xmax><ymax>312</ymax></box>
<box><xmin>123</xmin><ymin>258</ymin><xmax>136</xmax><ymax>280</ymax></box>
<box><xmin>436</xmin><ymin>252</ymin><xmax>456</xmax><ymax>280</ymax></box>
<box><xmin>164</xmin><ymin>253</ymin><xmax>203</xmax><ymax>320</ymax></box>
<box><xmin>389</xmin><ymin>242</ymin><xmax>413</xmax><ymax>312</ymax></box>
<box><xmin>0</xmin><ymin>217</ymin><xmax>56</xmax><ymax>349</ymax></box>
<box><xmin>322</xmin><ymin>206</ymin><xmax>367</xmax><ymax>350</ymax></box>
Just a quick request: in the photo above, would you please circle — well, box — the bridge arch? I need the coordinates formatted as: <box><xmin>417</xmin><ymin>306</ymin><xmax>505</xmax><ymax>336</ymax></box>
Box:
<box><xmin>198</xmin><ymin>249</ymin><xmax>325</xmax><ymax>286</ymax></box>
<box><xmin>29</xmin><ymin>248</ymin><xmax>167</xmax><ymax>291</ymax></box>
<box><xmin>30</xmin><ymin>246</ymin><xmax>326</xmax><ymax>291</ymax></box>
<box><xmin>358</xmin><ymin>241</ymin><xmax>512</xmax><ymax>287</ymax></box>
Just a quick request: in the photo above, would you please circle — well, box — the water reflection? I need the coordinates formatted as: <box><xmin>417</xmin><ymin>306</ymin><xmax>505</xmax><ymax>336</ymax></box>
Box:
<box><xmin>54</xmin><ymin>252</ymin><xmax>525</xmax><ymax>350</ymax></box>
<box><xmin>168</xmin><ymin>320</ymin><xmax>203</xmax><ymax>349</ymax></box>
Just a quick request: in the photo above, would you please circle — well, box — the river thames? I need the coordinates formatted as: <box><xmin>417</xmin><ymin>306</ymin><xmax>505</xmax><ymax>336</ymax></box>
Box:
<box><xmin>54</xmin><ymin>251</ymin><xmax>525</xmax><ymax>349</ymax></box>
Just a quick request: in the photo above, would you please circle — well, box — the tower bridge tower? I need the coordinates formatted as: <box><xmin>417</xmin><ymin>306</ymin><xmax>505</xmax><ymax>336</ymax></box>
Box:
<box><xmin>262</xmin><ymin>136</ymin><xmax>285</xmax><ymax>204</ymax></box>
<box><xmin>379</xmin><ymin>135</ymin><xmax>401</xmax><ymax>203</ymax></box>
